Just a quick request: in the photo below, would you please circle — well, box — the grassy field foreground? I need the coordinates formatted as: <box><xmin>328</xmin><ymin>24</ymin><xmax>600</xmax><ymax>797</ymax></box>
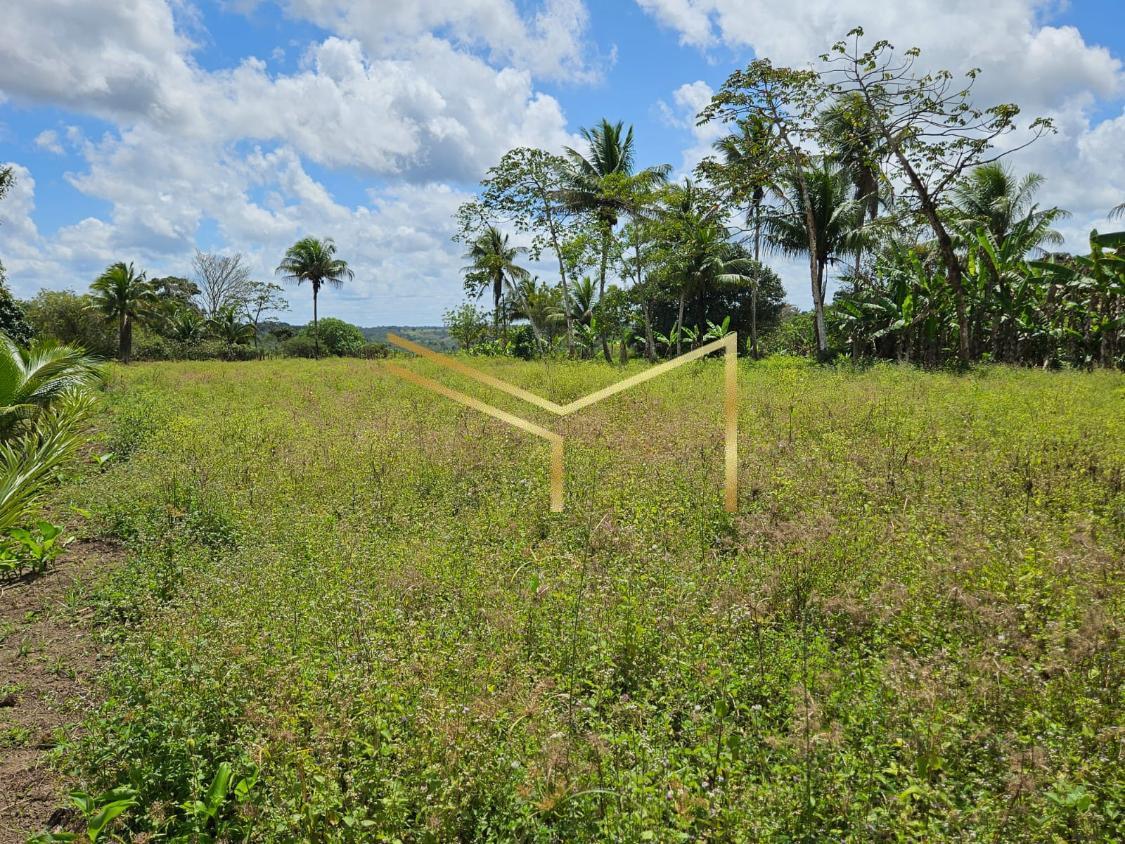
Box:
<box><xmin>50</xmin><ymin>357</ymin><xmax>1124</xmax><ymax>840</ymax></box>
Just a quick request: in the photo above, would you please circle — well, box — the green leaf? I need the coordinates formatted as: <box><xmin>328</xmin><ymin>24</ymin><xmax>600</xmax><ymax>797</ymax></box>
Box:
<box><xmin>204</xmin><ymin>762</ymin><xmax>233</xmax><ymax>814</ymax></box>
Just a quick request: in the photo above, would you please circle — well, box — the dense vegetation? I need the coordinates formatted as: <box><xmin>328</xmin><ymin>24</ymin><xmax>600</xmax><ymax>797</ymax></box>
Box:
<box><xmin>23</xmin><ymin>357</ymin><xmax>1115</xmax><ymax>840</ymax></box>
<box><xmin>450</xmin><ymin>32</ymin><xmax>1122</xmax><ymax>369</ymax></box>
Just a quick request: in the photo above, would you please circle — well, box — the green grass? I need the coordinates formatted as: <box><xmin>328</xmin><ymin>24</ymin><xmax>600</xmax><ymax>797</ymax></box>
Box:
<box><xmin>53</xmin><ymin>357</ymin><xmax>1123</xmax><ymax>841</ymax></box>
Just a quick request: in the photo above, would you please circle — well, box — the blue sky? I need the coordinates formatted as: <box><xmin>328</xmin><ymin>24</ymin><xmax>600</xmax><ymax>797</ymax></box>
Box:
<box><xmin>2</xmin><ymin>0</ymin><xmax>1124</xmax><ymax>325</ymax></box>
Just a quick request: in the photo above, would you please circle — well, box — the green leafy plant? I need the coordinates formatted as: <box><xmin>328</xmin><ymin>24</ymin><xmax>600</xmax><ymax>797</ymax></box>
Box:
<box><xmin>29</xmin><ymin>786</ymin><xmax>137</xmax><ymax>843</ymax></box>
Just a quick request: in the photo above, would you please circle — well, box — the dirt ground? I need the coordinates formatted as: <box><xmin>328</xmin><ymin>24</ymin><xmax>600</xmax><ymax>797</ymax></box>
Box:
<box><xmin>0</xmin><ymin>540</ymin><xmax>123</xmax><ymax>843</ymax></box>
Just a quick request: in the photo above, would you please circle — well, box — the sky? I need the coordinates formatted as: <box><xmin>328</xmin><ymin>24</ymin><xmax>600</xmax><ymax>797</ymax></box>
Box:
<box><xmin>1</xmin><ymin>0</ymin><xmax>1124</xmax><ymax>326</ymax></box>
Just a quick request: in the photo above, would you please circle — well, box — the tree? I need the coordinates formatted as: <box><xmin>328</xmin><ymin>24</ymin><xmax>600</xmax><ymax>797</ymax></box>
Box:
<box><xmin>22</xmin><ymin>290</ymin><xmax>116</xmax><ymax>357</ymax></box>
<box><xmin>822</xmin><ymin>28</ymin><xmax>1053</xmax><ymax>364</ymax></box>
<box><xmin>457</xmin><ymin>148</ymin><xmax>586</xmax><ymax>353</ymax></box>
<box><xmin>0</xmin><ymin>334</ymin><xmax>101</xmax><ymax>439</ymax></box>
<box><xmin>819</xmin><ymin>92</ymin><xmax>891</xmax><ymax>280</ymax></box>
<box><xmin>243</xmin><ymin>281</ymin><xmax>289</xmax><ymax>356</ymax></box>
<box><xmin>649</xmin><ymin>181</ymin><xmax>759</xmax><ymax>355</ymax></box>
<box><xmin>560</xmin><ymin>119</ymin><xmax>671</xmax><ymax>361</ymax></box>
<box><xmin>298</xmin><ymin>317</ymin><xmax>364</xmax><ymax>357</ymax></box>
<box><xmin>950</xmin><ymin>163</ymin><xmax>1067</xmax><ymax>359</ymax></box>
<box><xmin>443</xmin><ymin>304</ymin><xmax>491</xmax><ymax>352</ymax></box>
<box><xmin>206</xmin><ymin>306</ymin><xmax>256</xmax><ymax>352</ymax></box>
<box><xmin>461</xmin><ymin>225</ymin><xmax>530</xmax><ymax>336</ymax></box>
<box><xmin>0</xmin><ymin>266</ymin><xmax>33</xmax><ymax>347</ymax></box>
<box><xmin>275</xmin><ymin>237</ymin><xmax>354</xmax><ymax>359</ymax></box>
<box><xmin>950</xmin><ymin>163</ymin><xmax>1065</xmax><ymax>247</ymax></box>
<box><xmin>165</xmin><ymin>308</ymin><xmax>207</xmax><ymax>344</ymax></box>
<box><xmin>151</xmin><ymin>275</ymin><xmax>202</xmax><ymax>307</ymax></box>
<box><xmin>89</xmin><ymin>262</ymin><xmax>158</xmax><ymax>363</ymax></box>
<box><xmin>705</xmin><ymin>116</ymin><xmax>780</xmax><ymax>356</ymax></box>
<box><xmin>507</xmin><ymin>276</ymin><xmax>566</xmax><ymax>351</ymax></box>
<box><xmin>762</xmin><ymin>160</ymin><xmax>870</xmax><ymax>337</ymax></box>
<box><xmin>701</xmin><ymin>61</ymin><xmax>835</xmax><ymax>356</ymax></box>
<box><xmin>193</xmin><ymin>252</ymin><xmax>253</xmax><ymax>317</ymax></box>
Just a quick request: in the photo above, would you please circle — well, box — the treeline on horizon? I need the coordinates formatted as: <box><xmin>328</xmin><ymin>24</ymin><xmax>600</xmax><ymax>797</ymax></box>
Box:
<box><xmin>1</xmin><ymin>28</ymin><xmax>1122</xmax><ymax>370</ymax></box>
<box><xmin>451</xmin><ymin>28</ymin><xmax>1124</xmax><ymax>369</ymax></box>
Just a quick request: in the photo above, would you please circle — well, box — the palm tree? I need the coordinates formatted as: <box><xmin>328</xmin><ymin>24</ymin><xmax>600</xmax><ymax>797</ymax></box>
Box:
<box><xmin>763</xmin><ymin>161</ymin><xmax>870</xmax><ymax>352</ymax></box>
<box><xmin>275</xmin><ymin>237</ymin><xmax>354</xmax><ymax>359</ymax></box>
<box><xmin>165</xmin><ymin>308</ymin><xmax>207</xmax><ymax>344</ymax></box>
<box><xmin>0</xmin><ymin>335</ymin><xmax>102</xmax><ymax>440</ymax></box>
<box><xmin>713</xmin><ymin>116</ymin><xmax>778</xmax><ymax>356</ymax></box>
<box><xmin>206</xmin><ymin>306</ymin><xmax>256</xmax><ymax>351</ymax></box>
<box><xmin>507</xmin><ymin>277</ymin><xmax>565</xmax><ymax>350</ymax></box>
<box><xmin>462</xmin><ymin>226</ymin><xmax>530</xmax><ymax>339</ymax></box>
<box><xmin>951</xmin><ymin>164</ymin><xmax>1068</xmax><ymax>358</ymax></box>
<box><xmin>950</xmin><ymin>163</ymin><xmax>1066</xmax><ymax>247</ymax></box>
<box><xmin>0</xmin><ymin>338</ymin><xmax>101</xmax><ymax>537</ymax></box>
<box><xmin>561</xmin><ymin>119</ymin><xmax>671</xmax><ymax>361</ymax></box>
<box><xmin>89</xmin><ymin>262</ymin><xmax>158</xmax><ymax>363</ymax></box>
<box><xmin>1108</xmin><ymin>203</ymin><xmax>1124</xmax><ymax>221</ymax></box>
<box><xmin>819</xmin><ymin>92</ymin><xmax>891</xmax><ymax>281</ymax></box>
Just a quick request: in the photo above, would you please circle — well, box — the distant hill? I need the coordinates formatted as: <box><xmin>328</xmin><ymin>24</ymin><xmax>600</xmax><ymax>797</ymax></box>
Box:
<box><xmin>262</xmin><ymin>322</ymin><xmax>454</xmax><ymax>351</ymax></box>
<box><xmin>360</xmin><ymin>326</ymin><xmax>454</xmax><ymax>351</ymax></box>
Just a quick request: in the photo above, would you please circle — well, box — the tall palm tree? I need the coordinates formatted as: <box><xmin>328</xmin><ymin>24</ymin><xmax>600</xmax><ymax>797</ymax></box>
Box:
<box><xmin>275</xmin><ymin>237</ymin><xmax>354</xmax><ymax>359</ymax></box>
<box><xmin>561</xmin><ymin>119</ymin><xmax>671</xmax><ymax>361</ymax></box>
<box><xmin>713</xmin><ymin>116</ymin><xmax>777</xmax><ymax>356</ymax></box>
<box><xmin>89</xmin><ymin>262</ymin><xmax>158</xmax><ymax>363</ymax></box>
<box><xmin>819</xmin><ymin>92</ymin><xmax>891</xmax><ymax>281</ymax></box>
<box><xmin>1111</xmin><ymin>203</ymin><xmax>1125</xmax><ymax>221</ymax></box>
<box><xmin>462</xmin><ymin>225</ymin><xmax>531</xmax><ymax>338</ymax></box>
<box><xmin>763</xmin><ymin>160</ymin><xmax>870</xmax><ymax>352</ymax></box>
<box><xmin>0</xmin><ymin>335</ymin><xmax>102</xmax><ymax>440</ymax></box>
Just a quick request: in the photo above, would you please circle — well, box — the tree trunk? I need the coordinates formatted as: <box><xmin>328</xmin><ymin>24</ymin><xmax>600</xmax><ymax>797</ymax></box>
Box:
<box><xmin>119</xmin><ymin>314</ymin><xmax>132</xmax><ymax>364</ymax></box>
<box><xmin>313</xmin><ymin>282</ymin><xmax>320</xmax><ymax>359</ymax></box>
<box><xmin>695</xmin><ymin>291</ymin><xmax>705</xmax><ymax>349</ymax></box>
<box><xmin>634</xmin><ymin>236</ymin><xmax>655</xmax><ymax>362</ymax></box>
<box><xmin>642</xmin><ymin>299</ymin><xmax>656</xmax><ymax>362</ymax></box>
<box><xmin>675</xmin><ymin>290</ymin><xmax>686</xmax><ymax>357</ymax></box>
<box><xmin>751</xmin><ymin>282</ymin><xmax>759</xmax><ymax>359</ymax></box>
<box><xmin>751</xmin><ymin>207</ymin><xmax>762</xmax><ymax>358</ymax></box>
<box><xmin>597</xmin><ymin>228</ymin><xmax>612</xmax><ymax>363</ymax></box>
<box><xmin>545</xmin><ymin>210</ymin><xmax>575</xmax><ymax>356</ymax></box>
<box><xmin>810</xmin><ymin>258</ymin><xmax>828</xmax><ymax>357</ymax></box>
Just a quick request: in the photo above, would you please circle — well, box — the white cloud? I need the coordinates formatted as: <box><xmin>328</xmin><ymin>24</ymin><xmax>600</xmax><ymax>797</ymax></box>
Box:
<box><xmin>0</xmin><ymin>0</ymin><xmax>196</xmax><ymax>123</ymax></box>
<box><xmin>34</xmin><ymin>130</ymin><xmax>64</xmax><ymax>154</ymax></box>
<box><xmin>278</xmin><ymin>0</ymin><xmax>603</xmax><ymax>82</ymax></box>
<box><xmin>658</xmin><ymin>81</ymin><xmax>722</xmax><ymax>177</ymax></box>
<box><xmin>640</xmin><ymin>0</ymin><xmax>1125</xmax><ymax>302</ymax></box>
<box><xmin>0</xmin><ymin>0</ymin><xmax>594</xmax><ymax>322</ymax></box>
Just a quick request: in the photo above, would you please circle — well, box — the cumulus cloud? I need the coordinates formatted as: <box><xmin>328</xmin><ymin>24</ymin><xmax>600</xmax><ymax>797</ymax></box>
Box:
<box><xmin>0</xmin><ymin>0</ymin><xmax>594</xmax><ymax>321</ymax></box>
<box><xmin>658</xmin><ymin>81</ymin><xmax>722</xmax><ymax>177</ymax></box>
<box><xmin>639</xmin><ymin>0</ymin><xmax>1125</xmax><ymax>284</ymax></box>
<box><xmin>277</xmin><ymin>0</ymin><xmax>603</xmax><ymax>82</ymax></box>
<box><xmin>34</xmin><ymin>130</ymin><xmax>64</xmax><ymax>154</ymax></box>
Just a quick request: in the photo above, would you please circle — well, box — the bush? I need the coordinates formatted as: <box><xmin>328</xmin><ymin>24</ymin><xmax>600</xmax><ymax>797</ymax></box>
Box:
<box><xmin>353</xmin><ymin>342</ymin><xmax>390</xmax><ymax>359</ymax></box>
<box><xmin>278</xmin><ymin>333</ymin><xmax>318</xmax><ymax>358</ymax></box>
<box><xmin>0</xmin><ymin>268</ymin><xmax>33</xmax><ymax>347</ymax></box>
<box><xmin>281</xmin><ymin>318</ymin><xmax>366</xmax><ymax>357</ymax></box>
<box><xmin>759</xmin><ymin>310</ymin><xmax>818</xmax><ymax>358</ymax></box>
<box><xmin>22</xmin><ymin>289</ymin><xmax>116</xmax><ymax>357</ymax></box>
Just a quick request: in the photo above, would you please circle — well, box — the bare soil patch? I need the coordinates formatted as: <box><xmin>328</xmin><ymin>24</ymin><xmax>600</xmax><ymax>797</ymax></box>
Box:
<box><xmin>0</xmin><ymin>540</ymin><xmax>123</xmax><ymax>843</ymax></box>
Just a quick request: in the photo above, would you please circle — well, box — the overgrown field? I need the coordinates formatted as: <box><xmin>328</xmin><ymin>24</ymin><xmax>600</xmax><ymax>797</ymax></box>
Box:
<box><xmin>52</xmin><ymin>357</ymin><xmax>1124</xmax><ymax>841</ymax></box>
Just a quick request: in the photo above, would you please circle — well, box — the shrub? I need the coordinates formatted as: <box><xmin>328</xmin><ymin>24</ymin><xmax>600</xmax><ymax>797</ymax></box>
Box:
<box><xmin>22</xmin><ymin>289</ymin><xmax>116</xmax><ymax>357</ymax></box>
<box><xmin>281</xmin><ymin>318</ymin><xmax>366</xmax><ymax>357</ymax></box>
